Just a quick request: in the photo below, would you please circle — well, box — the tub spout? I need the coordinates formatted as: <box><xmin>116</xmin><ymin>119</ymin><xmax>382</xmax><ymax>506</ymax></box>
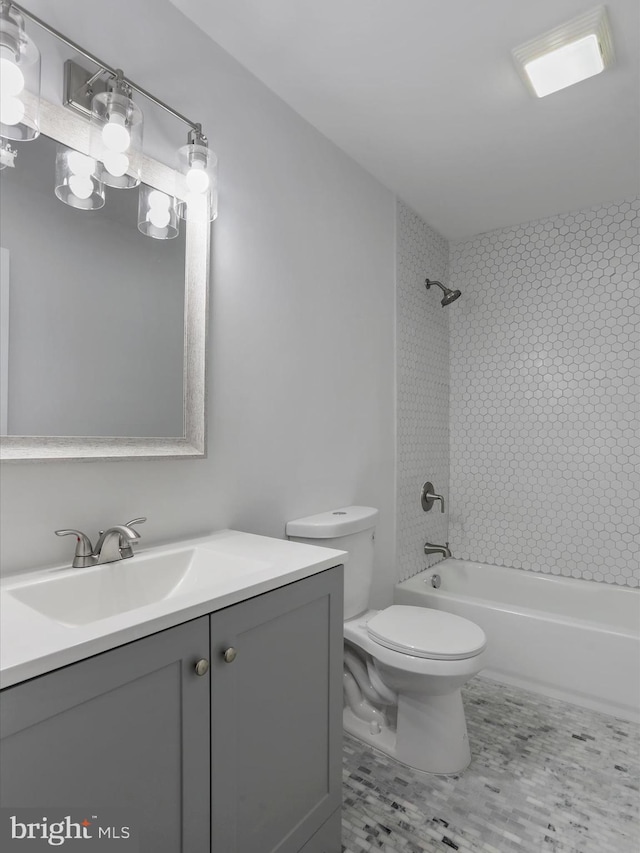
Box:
<box><xmin>424</xmin><ymin>541</ymin><xmax>451</xmax><ymax>559</ymax></box>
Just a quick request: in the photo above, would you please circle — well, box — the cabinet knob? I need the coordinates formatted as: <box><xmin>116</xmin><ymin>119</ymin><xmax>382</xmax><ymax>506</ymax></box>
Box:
<box><xmin>223</xmin><ymin>647</ymin><xmax>237</xmax><ymax>663</ymax></box>
<box><xmin>194</xmin><ymin>658</ymin><xmax>209</xmax><ymax>676</ymax></box>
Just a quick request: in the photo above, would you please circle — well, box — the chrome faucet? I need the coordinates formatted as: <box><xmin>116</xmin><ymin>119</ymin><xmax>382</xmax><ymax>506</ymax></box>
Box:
<box><xmin>424</xmin><ymin>541</ymin><xmax>451</xmax><ymax>559</ymax></box>
<box><xmin>93</xmin><ymin>520</ymin><xmax>145</xmax><ymax>564</ymax></box>
<box><xmin>55</xmin><ymin>517</ymin><xmax>146</xmax><ymax>568</ymax></box>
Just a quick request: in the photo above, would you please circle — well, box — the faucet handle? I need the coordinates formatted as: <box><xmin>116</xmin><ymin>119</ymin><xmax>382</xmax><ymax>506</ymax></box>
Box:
<box><xmin>420</xmin><ymin>482</ymin><xmax>446</xmax><ymax>513</ymax></box>
<box><xmin>119</xmin><ymin>517</ymin><xmax>146</xmax><ymax>559</ymax></box>
<box><xmin>55</xmin><ymin>529</ymin><xmax>93</xmax><ymax>555</ymax></box>
<box><xmin>55</xmin><ymin>529</ymin><xmax>95</xmax><ymax>568</ymax></box>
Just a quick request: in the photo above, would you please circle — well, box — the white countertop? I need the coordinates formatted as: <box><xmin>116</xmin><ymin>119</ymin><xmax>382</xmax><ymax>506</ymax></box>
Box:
<box><xmin>0</xmin><ymin>530</ymin><xmax>346</xmax><ymax>689</ymax></box>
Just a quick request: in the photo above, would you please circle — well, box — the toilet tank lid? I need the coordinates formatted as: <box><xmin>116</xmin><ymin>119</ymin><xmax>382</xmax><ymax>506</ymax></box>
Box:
<box><xmin>286</xmin><ymin>506</ymin><xmax>378</xmax><ymax>538</ymax></box>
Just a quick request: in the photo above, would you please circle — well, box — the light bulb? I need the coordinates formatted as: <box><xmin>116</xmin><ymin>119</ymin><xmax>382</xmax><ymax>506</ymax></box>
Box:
<box><xmin>1</xmin><ymin>95</ymin><xmax>25</xmax><ymax>126</ymax></box>
<box><xmin>67</xmin><ymin>151</ymin><xmax>95</xmax><ymax>176</ymax></box>
<box><xmin>185</xmin><ymin>164</ymin><xmax>210</xmax><ymax>194</ymax></box>
<box><xmin>68</xmin><ymin>174</ymin><xmax>94</xmax><ymax>200</ymax></box>
<box><xmin>148</xmin><ymin>206</ymin><xmax>171</xmax><ymax>229</ymax></box>
<box><xmin>102</xmin><ymin>151</ymin><xmax>129</xmax><ymax>177</ymax></box>
<box><xmin>0</xmin><ymin>56</ymin><xmax>25</xmax><ymax>98</ymax></box>
<box><xmin>148</xmin><ymin>189</ymin><xmax>170</xmax><ymax>209</ymax></box>
<box><xmin>102</xmin><ymin>114</ymin><xmax>130</xmax><ymax>153</ymax></box>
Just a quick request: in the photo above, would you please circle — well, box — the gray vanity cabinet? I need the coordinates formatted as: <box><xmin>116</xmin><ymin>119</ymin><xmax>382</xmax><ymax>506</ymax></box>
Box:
<box><xmin>0</xmin><ymin>565</ymin><xmax>344</xmax><ymax>853</ymax></box>
<box><xmin>210</xmin><ymin>565</ymin><xmax>344</xmax><ymax>853</ymax></box>
<box><xmin>0</xmin><ymin>616</ymin><xmax>211</xmax><ymax>851</ymax></box>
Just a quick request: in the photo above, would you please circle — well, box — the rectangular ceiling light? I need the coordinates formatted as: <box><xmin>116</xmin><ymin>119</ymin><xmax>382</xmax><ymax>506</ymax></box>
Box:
<box><xmin>512</xmin><ymin>6</ymin><xmax>614</xmax><ymax>98</ymax></box>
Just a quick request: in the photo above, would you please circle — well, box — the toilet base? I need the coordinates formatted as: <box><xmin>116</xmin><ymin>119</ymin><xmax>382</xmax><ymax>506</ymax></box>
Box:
<box><xmin>343</xmin><ymin>687</ymin><xmax>471</xmax><ymax>775</ymax></box>
<box><xmin>343</xmin><ymin>706</ymin><xmax>397</xmax><ymax>757</ymax></box>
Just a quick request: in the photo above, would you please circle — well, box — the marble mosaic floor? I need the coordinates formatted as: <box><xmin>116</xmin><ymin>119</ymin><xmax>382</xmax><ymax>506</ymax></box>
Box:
<box><xmin>342</xmin><ymin>676</ymin><xmax>640</xmax><ymax>853</ymax></box>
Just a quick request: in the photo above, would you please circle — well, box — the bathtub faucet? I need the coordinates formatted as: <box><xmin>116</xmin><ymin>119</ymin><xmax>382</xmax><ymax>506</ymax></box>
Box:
<box><xmin>424</xmin><ymin>541</ymin><xmax>451</xmax><ymax>559</ymax></box>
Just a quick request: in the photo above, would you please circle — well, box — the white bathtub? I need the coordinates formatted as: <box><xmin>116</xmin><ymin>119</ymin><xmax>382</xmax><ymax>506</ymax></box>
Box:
<box><xmin>394</xmin><ymin>559</ymin><xmax>640</xmax><ymax>723</ymax></box>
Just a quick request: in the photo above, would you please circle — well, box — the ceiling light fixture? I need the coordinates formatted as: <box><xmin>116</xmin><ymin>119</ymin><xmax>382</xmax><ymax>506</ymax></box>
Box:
<box><xmin>512</xmin><ymin>6</ymin><xmax>614</xmax><ymax>98</ymax></box>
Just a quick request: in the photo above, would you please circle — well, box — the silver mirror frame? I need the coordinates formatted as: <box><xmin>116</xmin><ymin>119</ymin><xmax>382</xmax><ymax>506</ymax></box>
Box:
<box><xmin>0</xmin><ymin>96</ymin><xmax>209</xmax><ymax>462</ymax></box>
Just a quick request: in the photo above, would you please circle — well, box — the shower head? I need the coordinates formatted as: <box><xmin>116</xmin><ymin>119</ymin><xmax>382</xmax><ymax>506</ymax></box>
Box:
<box><xmin>441</xmin><ymin>288</ymin><xmax>462</xmax><ymax>306</ymax></box>
<box><xmin>425</xmin><ymin>278</ymin><xmax>461</xmax><ymax>307</ymax></box>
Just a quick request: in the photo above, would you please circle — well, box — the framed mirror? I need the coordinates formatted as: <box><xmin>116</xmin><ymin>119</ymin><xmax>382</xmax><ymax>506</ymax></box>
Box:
<box><xmin>0</xmin><ymin>97</ymin><xmax>209</xmax><ymax>461</ymax></box>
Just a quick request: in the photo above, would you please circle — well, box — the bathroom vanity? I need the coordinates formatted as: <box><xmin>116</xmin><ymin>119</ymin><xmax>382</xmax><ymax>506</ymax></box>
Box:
<box><xmin>0</xmin><ymin>531</ymin><xmax>345</xmax><ymax>852</ymax></box>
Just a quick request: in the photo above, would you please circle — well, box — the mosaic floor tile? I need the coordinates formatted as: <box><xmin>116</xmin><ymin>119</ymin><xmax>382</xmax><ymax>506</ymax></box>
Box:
<box><xmin>342</xmin><ymin>676</ymin><xmax>640</xmax><ymax>853</ymax></box>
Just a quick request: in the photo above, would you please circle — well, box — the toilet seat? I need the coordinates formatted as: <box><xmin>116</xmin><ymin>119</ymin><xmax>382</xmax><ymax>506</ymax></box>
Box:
<box><xmin>367</xmin><ymin>605</ymin><xmax>486</xmax><ymax>660</ymax></box>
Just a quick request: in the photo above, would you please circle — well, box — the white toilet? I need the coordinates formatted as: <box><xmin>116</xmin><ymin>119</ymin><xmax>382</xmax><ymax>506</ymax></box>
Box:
<box><xmin>286</xmin><ymin>506</ymin><xmax>487</xmax><ymax>775</ymax></box>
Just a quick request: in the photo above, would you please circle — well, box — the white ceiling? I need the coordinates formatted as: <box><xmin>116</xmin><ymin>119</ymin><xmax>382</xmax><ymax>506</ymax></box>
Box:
<box><xmin>170</xmin><ymin>0</ymin><xmax>640</xmax><ymax>240</ymax></box>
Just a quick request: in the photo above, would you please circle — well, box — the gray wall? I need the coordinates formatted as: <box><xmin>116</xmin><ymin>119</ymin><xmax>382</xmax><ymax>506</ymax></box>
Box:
<box><xmin>1</xmin><ymin>0</ymin><xmax>397</xmax><ymax>608</ymax></box>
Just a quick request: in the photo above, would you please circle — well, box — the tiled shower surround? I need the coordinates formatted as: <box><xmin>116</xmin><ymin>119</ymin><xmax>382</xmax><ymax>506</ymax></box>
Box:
<box><xmin>396</xmin><ymin>201</ymin><xmax>450</xmax><ymax>582</ymax></box>
<box><xmin>448</xmin><ymin>198</ymin><xmax>639</xmax><ymax>587</ymax></box>
<box><xmin>397</xmin><ymin>196</ymin><xmax>639</xmax><ymax>588</ymax></box>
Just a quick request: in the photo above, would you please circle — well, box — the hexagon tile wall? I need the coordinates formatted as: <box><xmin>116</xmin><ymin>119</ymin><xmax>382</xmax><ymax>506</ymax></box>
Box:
<box><xmin>448</xmin><ymin>197</ymin><xmax>639</xmax><ymax>587</ymax></box>
<box><xmin>396</xmin><ymin>201</ymin><xmax>450</xmax><ymax>582</ymax></box>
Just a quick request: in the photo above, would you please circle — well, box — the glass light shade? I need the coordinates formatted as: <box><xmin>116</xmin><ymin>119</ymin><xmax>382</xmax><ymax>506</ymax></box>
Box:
<box><xmin>54</xmin><ymin>145</ymin><xmax>105</xmax><ymax>210</ymax></box>
<box><xmin>525</xmin><ymin>34</ymin><xmax>604</xmax><ymax>97</ymax></box>
<box><xmin>90</xmin><ymin>90</ymin><xmax>143</xmax><ymax>189</ymax></box>
<box><xmin>137</xmin><ymin>184</ymin><xmax>179</xmax><ymax>239</ymax></box>
<box><xmin>0</xmin><ymin>6</ymin><xmax>40</xmax><ymax>141</ymax></box>
<box><xmin>512</xmin><ymin>7</ymin><xmax>614</xmax><ymax>99</ymax></box>
<box><xmin>176</xmin><ymin>142</ymin><xmax>218</xmax><ymax>223</ymax></box>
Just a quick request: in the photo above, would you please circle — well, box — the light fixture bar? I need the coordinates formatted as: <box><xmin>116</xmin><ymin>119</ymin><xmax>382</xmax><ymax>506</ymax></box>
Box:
<box><xmin>10</xmin><ymin>1</ymin><xmax>201</xmax><ymax>131</ymax></box>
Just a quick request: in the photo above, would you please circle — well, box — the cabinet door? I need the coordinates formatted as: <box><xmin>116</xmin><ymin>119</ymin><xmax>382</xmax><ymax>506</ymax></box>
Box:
<box><xmin>210</xmin><ymin>566</ymin><xmax>343</xmax><ymax>853</ymax></box>
<box><xmin>0</xmin><ymin>617</ymin><xmax>210</xmax><ymax>852</ymax></box>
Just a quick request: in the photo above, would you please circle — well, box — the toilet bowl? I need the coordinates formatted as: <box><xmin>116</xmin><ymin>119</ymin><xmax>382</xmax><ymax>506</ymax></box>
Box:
<box><xmin>344</xmin><ymin>606</ymin><xmax>486</xmax><ymax>774</ymax></box>
<box><xmin>286</xmin><ymin>506</ymin><xmax>487</xmax><ymax>775</ymax></box>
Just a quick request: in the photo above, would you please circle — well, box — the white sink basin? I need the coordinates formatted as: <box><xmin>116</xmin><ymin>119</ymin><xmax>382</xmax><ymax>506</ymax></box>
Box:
<box><xmin>1</xmin><ymin>529</ymin><xmax>347</xmax><ymax>689</ymax></box>
<box><xmin>8</xmin><ymin>545</ymin><xmax>271</xmax><ymax>626</ymax></box>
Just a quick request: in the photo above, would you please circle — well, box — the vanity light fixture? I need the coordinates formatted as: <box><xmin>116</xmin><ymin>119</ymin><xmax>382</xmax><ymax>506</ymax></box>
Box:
<box><xmin>89</xmin><ymin>70</ymin><xmax>143</xmax><ymax>189</ymax></box>
<box><xmin>0</xmin><ymin>0</ymin><xmax>40</xmax><ymax>140</ymax></box>
<box><xmin>54</xmin><ymin>144</ymin><xmax>105</xmax><ymax>210</ymax></box>
<box><xmin>177</xmin><ymin>126</ymin><xmax>218</xmax><ymax>223</ymax></box>
<box><xmin>2</xmin><ymin>1</ymin><xmax>219</xmax><ymax>240</ymax></box>
<box><xmin>512</xmin><ymin>6</ymin><xmax>614</xmax><ymax>98</ymax></box>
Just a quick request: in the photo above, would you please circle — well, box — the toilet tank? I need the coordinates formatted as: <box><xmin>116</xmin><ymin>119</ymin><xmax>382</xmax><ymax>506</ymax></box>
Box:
<box><xmin>286</xmin><ymin>507</ymin><xmax>378</xmax><ymax>619</ymax></box>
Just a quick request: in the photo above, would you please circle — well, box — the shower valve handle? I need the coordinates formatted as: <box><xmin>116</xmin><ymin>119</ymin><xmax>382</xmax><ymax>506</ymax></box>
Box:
<box><xmin>420</xmin><ymin>482</ymin><xmax>445</xmax><ymax>513</ymax></box>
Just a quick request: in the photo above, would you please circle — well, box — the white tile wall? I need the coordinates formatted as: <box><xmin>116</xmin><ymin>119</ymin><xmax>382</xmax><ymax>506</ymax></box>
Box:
<box><xmin>396</xmin><ymin>201</ymin><xmax>450</xmax><ymax>582</ymax></box>
<box><xmin>449</xmin><ymin>198</ymin><xmax>640</xmax><ymax>587</ymax></box>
